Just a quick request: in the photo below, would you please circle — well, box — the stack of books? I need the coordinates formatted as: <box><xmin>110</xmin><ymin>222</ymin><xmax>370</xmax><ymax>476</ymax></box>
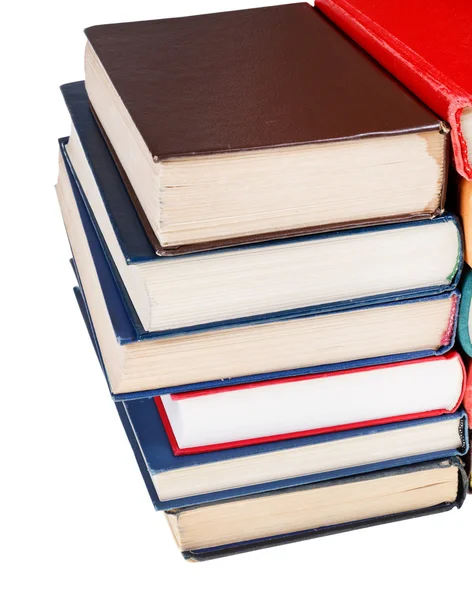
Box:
<box><xmin>55</xmin><ymin>3</ymin><xmax>470</xmax><ymax>561</ymax></box>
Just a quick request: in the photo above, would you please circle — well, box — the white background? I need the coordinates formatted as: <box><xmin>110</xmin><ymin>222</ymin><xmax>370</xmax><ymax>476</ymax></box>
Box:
<box><xmin>1</xmin><ymin>1</ymin><xmax>470</xmax><ymax>599</ymax></box>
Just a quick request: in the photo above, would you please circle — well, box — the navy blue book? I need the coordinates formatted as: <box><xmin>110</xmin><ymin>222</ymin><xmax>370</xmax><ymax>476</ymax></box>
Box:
<box><xmin>74</xmin><ymin>284</ymin><xmax>469</xmax><ymax>513</ymax></box>
<box><xmin>61</xmin><ymin>81</ymin><xmax>462</xmax><ymax>335</ymax></box>
<box><xmin>58</xmin><ymin>138</ymin><xmax>460</xmax><ymax>400</ymax></box>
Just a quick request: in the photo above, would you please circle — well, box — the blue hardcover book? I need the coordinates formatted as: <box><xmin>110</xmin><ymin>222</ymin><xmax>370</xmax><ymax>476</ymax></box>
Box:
<box><xmin>58</xmin><ymin>141</ymin><xmax>460</xmax><ymax>400</ymax></box>
<box><xmin>60</xmin><ymin>81</ymin><xmax>462</xmax><ymax>336</ymax></box>
<box><xmin>74</xmin><ymin>285</ymin><xmax>469</xmax><ymax>513</ymax></box>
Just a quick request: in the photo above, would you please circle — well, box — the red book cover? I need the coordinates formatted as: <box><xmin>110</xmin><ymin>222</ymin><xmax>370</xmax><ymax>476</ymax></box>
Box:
<box><xmin>315</xmin><ymin>0</ymin><xmax>472</xmax><ymax>179</ymax></box>
<box><xmin>156</xmin><ymin>353</ymin><xmax>467</xmax><ymax>456</ymax></box>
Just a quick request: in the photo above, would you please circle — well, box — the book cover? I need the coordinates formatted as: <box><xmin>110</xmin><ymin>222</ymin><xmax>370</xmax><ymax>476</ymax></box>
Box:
<box><xmin>72</xmin><ymin>286</ymin><xmax>161</xmax><ymax>507</ymax></box>
<box><xmin>60</xmin><ymin>139</ymin><xmax>460</xmax><ymax>401</ymax></box>
<box><xmin>316</xmin><ymin>0</ymin><xmax>472</xmax><ymax>179</ymax></box>
<box><xmin>84</xmin><ymin>3</ymin><xmax>448</xmax><ymax>253</ymax></box>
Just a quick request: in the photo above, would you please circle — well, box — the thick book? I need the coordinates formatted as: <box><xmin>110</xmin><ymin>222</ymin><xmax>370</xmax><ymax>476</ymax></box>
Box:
<box><xmin>166</xmin><ymin>458</ymin><xmax>468</xmax><ymax>560</ymax></box>
<box><xmin>61</xmin><ymin>81</ymin><xmax>462</xmax><ymax>334</ymax></box>
<box><xmin>157</xmin><ymin>352</ymin><xmax>467</xmax><ymax>454</ymax></box>
<box><xmin>84</xmin><ymin>3</ymin><xmax>448</xmax><ymax>253</ymax></box>
<box><xmin>58</xmin><ymin>141</ymin><xmax>459</xmax><ymax>400</ymax></box>
<box><xmin>316</xmin><ymin>0</ymin><xmax>472</xmax><ymax>180</ymax></box>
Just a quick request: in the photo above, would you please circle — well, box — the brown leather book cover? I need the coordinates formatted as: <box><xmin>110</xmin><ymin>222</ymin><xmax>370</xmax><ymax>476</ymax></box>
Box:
<box><xmin>85</xmin><ymin>2</ymin><xmax>448</xmax><ymax>255</ymax></box>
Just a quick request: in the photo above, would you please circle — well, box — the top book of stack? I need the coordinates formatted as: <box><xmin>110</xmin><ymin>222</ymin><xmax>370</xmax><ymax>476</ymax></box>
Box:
<box><xmin>84</xmin><ymin>2</ymin><xmax>448</xmax><ymax>255</ymax></box>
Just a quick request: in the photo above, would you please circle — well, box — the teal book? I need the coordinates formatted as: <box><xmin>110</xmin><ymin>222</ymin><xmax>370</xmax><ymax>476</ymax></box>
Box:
<box><xmin>458</xmin><ymin>266</ymin><xmax>472</xmax><ymax>355</ymax></box>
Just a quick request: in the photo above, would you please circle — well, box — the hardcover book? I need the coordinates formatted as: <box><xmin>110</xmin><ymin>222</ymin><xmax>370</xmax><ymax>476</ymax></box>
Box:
<box><xmin>84</xmin><ymin>3</ymin><xmax>448</xmax><ymax>252</ymax></box>
<box><xmin>57</xmin><ymin>140</ymin><xmax>459</xmax><ymax>400</ymax></box>
<box><xmin>157</xmin><ymin>352</ymin><xmax>466</xmax><ymax>454</ymax></box>
<box><xmin>316</xmin><ymin>0</ymin><xmax>472</xmax><ymax>179</ymax></box>
<box><xmin>61</xmin><ymin>81</ymin><xmax>462</xmax><ymax>334</ymax></box>
<box><xmin>166</xmin><ymin>458</ymin><xmax>468</xmax><ymax>560</ymax></box>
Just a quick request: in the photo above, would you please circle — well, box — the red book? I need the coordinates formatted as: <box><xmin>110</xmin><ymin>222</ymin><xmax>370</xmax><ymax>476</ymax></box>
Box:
<box><xmin>316</xmin><ymin>0</ymin><xmax>472</xmax><ymax>179</ymax></box>
<box><xmin>156</xmin><ymin>352</ymin><xmax>467</xmax><ymax>455</ymax></box>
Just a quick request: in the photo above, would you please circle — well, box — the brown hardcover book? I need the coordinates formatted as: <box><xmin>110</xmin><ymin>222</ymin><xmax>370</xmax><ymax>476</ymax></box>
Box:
<box><xmin>85</xmin><ymin>3</ymin><xmax>448</xmax><ymax>255</ymax></box>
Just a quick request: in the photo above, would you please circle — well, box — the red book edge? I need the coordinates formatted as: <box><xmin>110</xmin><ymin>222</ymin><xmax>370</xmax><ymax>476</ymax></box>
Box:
<box><xmin>314</xmin><ymin>0</ymin><xmax>472</xmax><ymax>179</ymax></box>
<box><xmin>154</xmin><ymin>352</ymin><xmax>467</xmax><ymax>456</ymax></box>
